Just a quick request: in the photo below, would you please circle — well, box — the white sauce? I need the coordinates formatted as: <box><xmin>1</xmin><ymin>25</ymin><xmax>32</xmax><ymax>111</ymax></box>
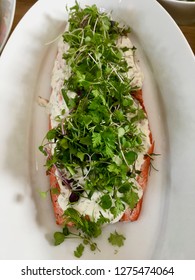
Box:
<box><xmin>49</xmin><ymin>31</ymin><xmax>151</xmax><ymax>223</ymax></box>
<box><xmin>135</xmin><ymin>119</ymin><xmax>151</xmax><ymax>170</ymax></box>
<box><xmin>57</xmin><ymin>174</ymin><xmax>143</xmax><ymax>223</ymax></box>
<box><xmin>117</xmin><ymin>36</ymin><xmax>144</xmax><ymax>88</ymax></box>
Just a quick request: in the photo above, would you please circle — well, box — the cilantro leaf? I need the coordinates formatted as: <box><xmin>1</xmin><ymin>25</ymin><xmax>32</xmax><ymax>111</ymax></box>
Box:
<box><xmin>99</xmin><ymin>194</ymin><xmax>112</xmax><ymax>210</ymax></box>
<box><xmin>110</xmin><ymin>198</ymin><xmax>125</xmax><ymax>218</ymax></box>
<box><xmin>118</xmin><ymin>182</ymin><xmax>133</xmax><ymax>193</ymax></box>
<box><xmin>87</xmin><ymin>220</ymin><xmax>102</xmax><ymax>238</ymax></box>
<box><xmin>125</xmin><ymin>151</ymin><xmax>138</xmax><ymax>165</ymax></box>
<box><xmin>54</xmin><ymin>232</ymin><xmax>66</xmax><ymax>246</ymax></box>
<box><xmin>74</xmin><ymin>243</ymin><xmax>85</xmax><ymax>258</ymax></box>
<box><xmin>122</xmin><ymin>188</ymin><xmax>139</xmax><ymax>209</ymax></box>
<box><xmin>64</xmin><ymin>208</ymin><xmax>102</xmax><ymax>238</ymax></box>
<box><xmin>108</xmin><ymin>231</ymin><xmax>126</xmax><ymax>247</ymax></box>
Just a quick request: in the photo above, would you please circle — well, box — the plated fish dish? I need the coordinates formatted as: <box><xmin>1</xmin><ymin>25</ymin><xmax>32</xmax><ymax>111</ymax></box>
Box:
<box><xmin>39</xmin><ymin>2</ymin><xmax>154</xmax><ymax>257</ymax></box>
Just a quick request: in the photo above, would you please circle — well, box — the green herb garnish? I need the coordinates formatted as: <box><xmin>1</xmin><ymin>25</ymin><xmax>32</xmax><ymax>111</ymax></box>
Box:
<box><xmin>108</xmin><ymin>231</ymin><xmax>126</xmax><ymax>247</ymax></box>
<box><xmin>40</xmin><ymin>2</ymin><xmax>149</xmax><ymax>257</ymax></box>
<box><xmin>53</xmin><ymin>208</ymin><xmax>103</xmax><ymax>258</ymax></box>
<box><xmin>74</xmin><ymin>244</ymin><xmax>85</xmax><ymax>258</ymax></box>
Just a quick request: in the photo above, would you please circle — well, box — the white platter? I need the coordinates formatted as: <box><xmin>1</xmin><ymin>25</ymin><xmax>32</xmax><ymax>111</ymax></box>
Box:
<box><xmin>0</xmin><ymin>0</ymin><xmax>195</xmax><ymax>260</ymax></box>
<box><xmin>0</xmin><ymin>0</ymin><xmax>16</xmax><ymax>53</ymax></box>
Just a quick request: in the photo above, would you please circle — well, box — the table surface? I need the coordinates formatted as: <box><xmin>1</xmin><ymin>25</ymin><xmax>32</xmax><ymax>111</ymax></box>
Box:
<box><xmin>11</xmin><ymin>0</ymin><xmax>195</xmax><ymax>54</ymax></box>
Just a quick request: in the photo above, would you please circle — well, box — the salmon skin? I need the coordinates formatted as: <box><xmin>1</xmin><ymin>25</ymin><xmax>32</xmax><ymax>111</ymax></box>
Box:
<box><xmin>120</xmin><ymin>89</ymin><xmax>154</xmax><ymax>222</ymax></box>
<box><xmin>50</xmin><ymin>166</ymin><xmax>65</xmax><ymax>225</ymax></box>
<box><xmin>120</xmin><ymin>139</ymin><xmax>154</xmax><ymax>222</ymax></box>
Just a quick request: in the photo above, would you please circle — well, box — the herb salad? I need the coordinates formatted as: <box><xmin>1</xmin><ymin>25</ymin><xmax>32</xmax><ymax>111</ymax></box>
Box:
<box><xmin>39</xmin><ymin>2</ymin><xmax>154</xmax><ymax>258</ymax></box>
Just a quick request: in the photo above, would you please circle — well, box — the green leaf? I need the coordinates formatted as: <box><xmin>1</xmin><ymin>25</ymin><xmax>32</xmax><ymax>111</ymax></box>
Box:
<box><xmin>97</xmin><ymin>213</ymin><xmax>110</xmax><ymax>225</ymax></box>
<box><xmin>122</xmin><ymin>97</ymin><xmax>133</xmax><ymax>107</ymax></box>
<box><xmin>60</xmin><ymin>138</ymin><xmax>69</xmax><ymax>149</ymax></box>
<box><xmin>89</xmin><ymin>99</ymin><xmax>100</xmax><ymax>111</ymax></box>
<box><xmin>79</xmin><ymin>135</ymin><xmax>92</xmax><ymax>145</ymax></box>
<box><xmin>104</xmin><ymin>145</ymin><xmax>114</xmax><ymax>158</ymax></box>
<box><xmin>61</xmin><ymin>89</ymin><xmax>69</xmax><ymax>105</ymax></box>
<box><xmin>114</xmin><ymin>110</ymin><xmax>125</xmax><ymax>122</ymax></box>
<box><xmin>108</xmin><ymin>231</ymin><xmax>126</xmax><ymax>247</ymax></box>
<box><xmin>110</xmin><ymin>198</ymin><xmax>125</xmax><ymax>218</ymax></box>
<box><xmin>107</xmin><ymin>163</ymin><xmax>120</xmax><ymax>174</ymax></box>
<box><xmin>82</xmin><ymin>115</ymin><xmax>92</xmax><ymax>128</ymax></box>
<box><xmin>68</xmin><ymin>98</ymin><xmax>76</xmax><ymax>109</ymax></box>
<box><xmin>76</xmin><ymin>71</ymin><xmax>86</xmax><ymax>83</ymax></box>
<box><xmin>61</xmin><ymin>108</ymin><xmax>66</xmax><ymax>115</ymax></box>
<box><xmin>74</xmin><ymin>243</ymin><xmax>85</xmax><ymax>258</ymax></box>
<box><xmin>45</xmin><ymin>155</ymin><xmax>58</xmax><ymax>170</ymax></box>
<box><xmin>85</xmin><ymin>36</ymin><xmax>91</xmax><ymax>43</ymax></box>
<box><xmin>46</xmin><ymin>129</ymin><xmax>57</xmax><ymax>140</ymax></box>
<box><xmin>118</xmin><ymin>127</ymin><xmax>125</xmax><ymax>138</ymax></box>
<box><xmin>87</xmin><ymin>220</ymin><xmax>102</xmax><ymax>238</ymax></box>
<box><xmin>64</xmin><ymin>208</ymin><xmax>84</xmax><ymax>226</ymax></box>
<box><xmin>135</xmin><ymin>135</ymin><xmax>142</xmax><ymax>145</ymax></box>
<box><xmin>77</xmin><ymin>151</ymin><xmax>85</xmax><ymax>161</ymax></box>
<box><xmin>122</xmin><ymin>188</ymin><xmax>139</xmax><ymax>209</ymax></box>
<box><xmin>63</xmin><ymin>226</ymin><xmax>70</xmax><ymax>236</ymax></box>
<box><xmin>125</xmin><ymin>151</ymin><xmax>138</xmax><ymax>165</ymax></box>
<box><xmin>91</xmin><ymin>89</ymin><xmax>100</xmax><ymax>97</ymax></box>
<box><xmin>90</xmin><ymin>243</ymin><xmax>97</xmax><ymax>251</ymax></box>
<box><xmin>100</xmin><ymin>194</ymin><xmax>112</xmax><ymax>210</ymax></box>
<box><xmin>39</xmin><ymin>145</ymin><xmax>47</xmax><ymax>156</ymax></box>
<box><xmin>92</xmin><ymin>132</ymin><xmax>102</xmax><ymax>148</ymax></box>
<box><xmin>118</xmin><ymin>182</ymin><xmax>132</xmax><ymax>193</ymax></box>
<box><xmin>131</xmin><ymin>108</ymin><xmax>146</xmax><ymax>122</ymax></box>
<box><xmin>66</xmin><ymin>165</ymin><xmax>75</xmax><ymax>176</ymax></box>
<box><xmin>54</xmin><ymin>232</ymin><xmax>65</xmax><ymax>246</ymax></box>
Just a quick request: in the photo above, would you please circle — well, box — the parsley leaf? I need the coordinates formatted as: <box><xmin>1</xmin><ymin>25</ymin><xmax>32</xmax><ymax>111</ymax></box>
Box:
<box><xmin>92</xmin><ymin>132</ymin><xmax>102</xmax><ymax>148</ymax></box>
<box><xmin>110</xmin><ymin>197</ymin><xmax>125</xmax><ymax>218</ymax></box>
